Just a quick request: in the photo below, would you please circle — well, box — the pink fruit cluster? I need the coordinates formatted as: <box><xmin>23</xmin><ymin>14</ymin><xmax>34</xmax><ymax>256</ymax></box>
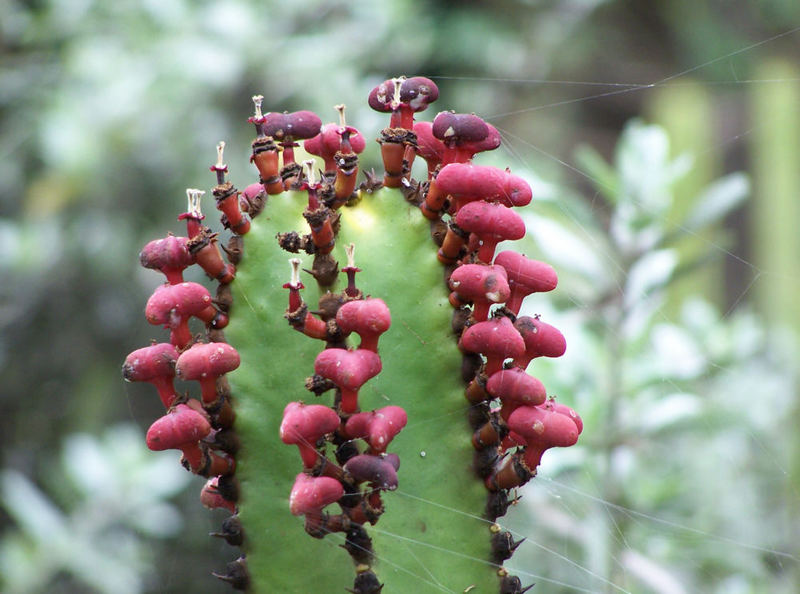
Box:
<box><xmin>280</xmin><ymin>247</ymin><xmax>406</xmax><ymax>551</ymax></box>
<box><xmin>123</xmin><ymin>150</ymin><xmax>252</xmax><ymax>585</ymax></box>
<box><xmin>366</xmin><ymin>77</ymin><xmax>583</xmax><ymax>586</ymax></box>
<box><xmin>366</xmin><ymin>76</ymin><xmax>583</xmax><ymax>498</ymax></box>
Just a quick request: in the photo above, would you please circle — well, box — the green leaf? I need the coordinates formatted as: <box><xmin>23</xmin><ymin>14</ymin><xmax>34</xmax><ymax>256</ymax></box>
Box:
<box><xmin>684</xmin><ymin>172</ymin><xmax>749</xmax><ymax>231</ymax></box>
<box><xmin>574</xmin><ymin>144</ymin><xmax>619</xmax><ymax>204</ymax></box>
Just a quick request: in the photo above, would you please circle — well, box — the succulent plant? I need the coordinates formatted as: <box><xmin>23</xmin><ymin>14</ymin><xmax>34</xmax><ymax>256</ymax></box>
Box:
<box><xmin>124</xmin><ymin>77</ymin><xmax>581</xmax><ymax>593</ymax></box>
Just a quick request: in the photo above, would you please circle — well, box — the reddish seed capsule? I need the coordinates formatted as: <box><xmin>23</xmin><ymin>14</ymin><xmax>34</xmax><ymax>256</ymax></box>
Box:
<box><xmin>289</xmin><ymin>473</ymin><xmax>344</xmax><ymax>517</ymax></box>
<box><xmin>448</xmin><ymin>264</ymin><xmax>510</xmax><ymax>322</ymax></box>
<box><xmin>145</xmin><ymin>282</ymin><xmax>218</xmax><ymax>349</ymax></box>
<box><xmin>122</xmin><ymin>342</ymin><xmax>180</xmax><ymax>409</ymax></box>
<box><xmin>344</xmin><ymin>405</ymin><xmax>407</xmax><ymax>454</ymax></box>
<box><xmin>201</xmin><ymin>476</ymin><xmax>236</xmax><ymax>513</ymax></box>
<box><xmin>494</xmin><ymin>251</ymin><xmax>558</xmax><ymax>315</ymax></box>
<box><xmin>450</xmin><ymin>122</ymin><xmax>501</xmax><ymax>165</ymax></box>
<box><xmin>240</xmin><ymin>182</ymin><xmax>267</xmax><ymax>216</ymax></box>
<box><xmin>548</xmin><ymin>400</ymin><xmax>584</xmax><ymax>435</ymax></box>
<box><xmin>434</xmin><ymin>163</ymin><xmax>533</xmax><ymax>212</ymax></box>
<box><xmin>175</xmin><ymin>342</ymin><xmax>241</xmax><ymax>405</ymax></box>
<box><xmin>431</xmin><ymin>112</ymin><xmax>490</xmax><ymax>164</ymax></box>
<box><xmin>486</xmin><ymin>367</ymin><xmax>547</xmax><ymax>422</ymax></box>
<box><xmin>507</xmin><ymin>402</ymin><xmax>580</xmax><ymax>470</ymax></box>
<box><xmin>305</xmin><ymin>121</ymin><xmax>366</xmax><ymax>174</ymax></box>
<box><xmin>513</xmin><ymin>315</ymin><xmax>567</xmax><ymax>369</ymax></box>
<box><xmin>139</xmin><ymin>235</ymin><xmax>194</xmax><ymax>285</ymax></box>
<box><xmin>262</xmin><ymin>110</ymin><xmax>322</xmax><ymax>171</ymax></box>
<box><xmin>413</xmin><ymin>120</ymin><xmax>445</xmax><ymax>179</ymax></box>
<box><xmin>146</xmin><ymin>402</ymin><xmax>211</xmax><ymax>470</ymax></box>
<box><xmin>368</xmin><ymin>76</ymin><xmax>439</xmax><ymax>130</ymax></box>
<box><xmin>455</xmin><ymin>202</ymin><xmax>526</xmax><ymax>264</ymax></box>
<box><xmin>314</xmin><ymin>348</ymin><xmax>382</xmax><ymax>414</ymax></box>
<box><xmin>459</xmin><ymin>316</ymin><xmax>525</xmax><ymax>377</ymax></box>
<box><xmin>279</xmin><ymin>402</ymin><xmax>341</xmax><ymax>469</ymax></box>
<box><xmin>344</xmin><ymin>454</ymin><xmax>399</xmax><ymax>491</ymax></box>
<box><xmin>335</xmin><ymin>298</ymin><xmax>392</xmax><ymax>353</ymax></box>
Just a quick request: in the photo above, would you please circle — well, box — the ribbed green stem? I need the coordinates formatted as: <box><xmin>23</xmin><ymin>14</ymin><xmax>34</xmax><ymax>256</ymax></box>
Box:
<box><xmin>227</xmin><ymin>189</ymin><xmax>496</xmax><ymax>592</ymax></box>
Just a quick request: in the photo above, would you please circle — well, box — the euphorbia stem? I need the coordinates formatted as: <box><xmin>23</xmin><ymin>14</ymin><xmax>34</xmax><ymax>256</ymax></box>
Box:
<box><xmin>228</xmin><ymin>190</ymin><xmax>496</xmax><ymax>591</ymax></box>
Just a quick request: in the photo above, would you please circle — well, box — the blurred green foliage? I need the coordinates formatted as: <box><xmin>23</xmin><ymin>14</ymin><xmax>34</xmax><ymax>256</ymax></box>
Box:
<box><xmin>1</xmin><ymin>424</ymin><xmax>191</xmax><ymax>593</ymax></box>
<box><xmin>1</xmin><ymin>0</ymin><xmax>799</xmax><ymax>592</ymax></box>
<box><xmin>505</xmin><ymin>121</ymin><xmax>797</xmax><ymax>593</ymax></box>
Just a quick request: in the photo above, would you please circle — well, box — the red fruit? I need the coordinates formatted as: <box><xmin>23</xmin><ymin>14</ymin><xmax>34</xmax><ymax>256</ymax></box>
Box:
<box><xmin>448</xmin><ymin>264</ymin><xmax>510</xmax><ymax>322</ymax></box>
<box><xmin>314</xmin><ymin>348</ymin><xmax>382</xmax><ymax>414</ymax></box>
<box><xmin>175</xmin><ymin>342</ymin><xmax>241</xmax><ymax>405</ymax></box>
<box><xmin>146</xmin><ymin>403</ymin><xmax>212</xmax><ymax>472</ymax></box>
<box><xmin>122</xmin><ymin>343</ymin><xmax>179</xmax><ymax>409</ymax></box>
<box><xmin>146</xmin><ymin>403</ymin><xmax>210</xmax><ymax>448</ymax></box>
<box><xmin>344</xmin><ymin>405</ymin><xmax>407</xmax><ymax>453</ymax></box>
<box><xmin>305</xmin><ymin>122</ymin><xmax>366</xmax><ymax>173</ymax></box>
<box><xmin>548</xmin><ymin>400</ymin><xmax>584</xmax><ymax>435</ymax></box>
<box><xmin>289</xmin><ymin>473</ymin><xmax>344</xmax><ymax>517</ymax></box>
<box><xmin>513</xmin><ymin>316</ymin><xmax>567</xmax><ymax>369</ymax></box>
<box><xmin>335</xmin><ymin>298</ymin><xmax>392</xmax><ymax>352</ymax></box>
<box><xmin>455</xmin><ymin>202</ymin><xmax>526</xmax><ymax>264</ymax></box>
<box><xmin>145</xmin><ymin>282</ymin><xmax>218</xmax><ymax>349</ymax></box>
<box><xmin>506</xmin><ymin>403</ymin><xmax>580</xmax><ymax>470</ymax></box>
<box><xmin>494</xmin><ymin>251</ymin><xmax>558</xmax><ymax>315</ymax></box>
<box><xmin>448</xmin><ymin>123</ymin><xmax>501</xmax><ymax>165</ymax></box>
<box><xmin>344</xmin><ymin>454</ymin><xmax>399</xmax><ymax>491</ymax></box>
<box><xmin>240</xmin><ymin>183</ymin><xmax>266</xmax><ymax>213</ymax></box>
<box><xmin>262</xmin><ymin>110</ymin><xmax>322</xmax><ymax>167</ymax></box>
<box><xmin>486</xmin><ymin>367</ymin><xmax>547</xmax><ymax>422</ymax></box>
<box><xmin>201</xmin><ymin>476</ymin><xmax>236</xmax><ymax>513</ymax></box>
<box><xmin>139</xmin><ymin>235</ymin><xmax>193</xmax><ymax>285</ymax></box>
<box><xmin>279</xmin><ymin>402</ymin><xmax>341</xmax><ymax>468</ymax></box>
<box><xmin>432</xmin><ymin>112</ymin><xmax>489</xmax><ymax>164</ymax></box>
<box><xmin>459</xmin><ymin>316</ymin><xmax>525</xmax><ymax>377</ymax></box>
<box><xmin>413</xmin><ymin>121</ymin><xmax>445</xmax><ymax>179</ymax></box>
<box><xmin>368</xmin><ymin>76</ymin><xmax>439</xmax><ymax>129</ymax></box>
<box><xmin>434</xmin><ymin>163</ymin><xmax>532</xmax><ymax>212</ymax></box>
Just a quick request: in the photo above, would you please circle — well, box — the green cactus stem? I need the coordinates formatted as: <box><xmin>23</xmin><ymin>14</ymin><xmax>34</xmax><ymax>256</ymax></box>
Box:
<box><xmin>126</xmin><ymin>77</ymin><xmax>581</xmax><ymax>593</ymax></box>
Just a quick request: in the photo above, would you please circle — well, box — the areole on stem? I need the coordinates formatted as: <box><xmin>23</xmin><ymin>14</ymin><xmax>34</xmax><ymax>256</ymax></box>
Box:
<box><xmin>126</xmin><ymin>74</ymin><xmax>580</xmax><ymax>593</ymax></box>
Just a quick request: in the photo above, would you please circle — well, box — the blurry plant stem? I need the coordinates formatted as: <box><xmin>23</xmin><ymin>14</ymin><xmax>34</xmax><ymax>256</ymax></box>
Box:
<box><xmin>594</xmin><ymin>259</ymin><xmax>630</xmax><ymax>592</ymax></box>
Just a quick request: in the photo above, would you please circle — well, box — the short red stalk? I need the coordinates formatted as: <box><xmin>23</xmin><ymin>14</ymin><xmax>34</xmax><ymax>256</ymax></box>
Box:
<box><xmin>283</xmin><ymin>259</ymin><xmax>328</xmax><ymax>340</ymax></box>
<box><xmin>340</xmin><ymin>243</ymin><xmax>361</xmax><ymax>298</ymax></box>
<box><xmin>211</xmin><ymin>142</ymin><xmax>250</xmax><ymax>235</ymax></box>
<box><xmin>283</xmin><ymin>258</ymin><xmax>305</xmax><ymax>313</ymax></box>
